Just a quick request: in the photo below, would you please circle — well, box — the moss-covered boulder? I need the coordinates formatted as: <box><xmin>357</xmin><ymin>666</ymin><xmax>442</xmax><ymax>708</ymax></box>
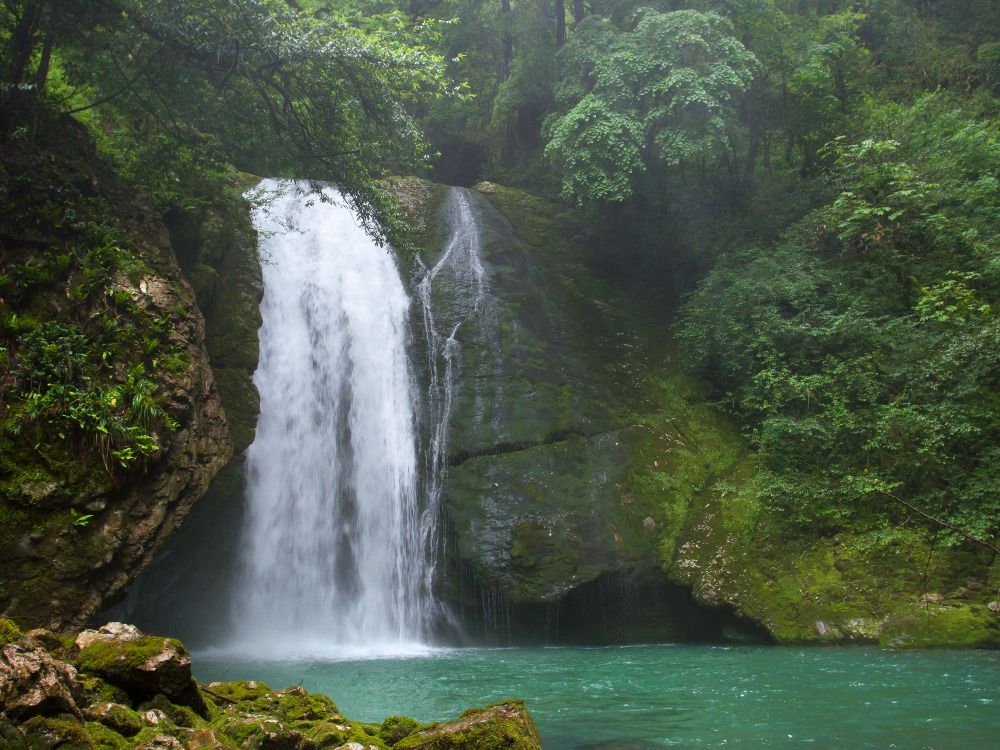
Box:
<box><xmin>378</xmin><ymin>717</ymin><xmax>425</xmax><ymax>746</ymax></box>
<box><xmin>76</xmin><ymin>625</ymin><xmax>206</xmax><ymax>717</ymax></box>
<box><xmin>662</xmin><ymin>458</ymin><xmax>1000</xmax><ymax>646</ymax></box>
<box><xmin>203</xmin><ymin>680</ymin><xmax>394</xmax><ymax>750</ymax></box>
<box><xmin>19</xmin><ymin>715</ymin><xmax>95</xmax><ymax>750</ymax></box>
<box><xmin>394</xmin><ymin>701</ymin><xmax>541</xmax><ymax>750</ymax></box>
<box><xmin>1</xmin><ymin>624</ymin><xmax>543</xmax><ymax>750</ymax></box>
<box><xmin>83</xmin><ymin>703</ymin><xmax>144</xmax><ymax>738</ymax></box>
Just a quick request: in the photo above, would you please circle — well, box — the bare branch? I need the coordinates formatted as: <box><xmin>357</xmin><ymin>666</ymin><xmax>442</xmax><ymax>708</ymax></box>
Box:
<box><xmin>861</xmin><ymin>488</ymin><xmax>1000</xmax><ymax>556</ymax></box>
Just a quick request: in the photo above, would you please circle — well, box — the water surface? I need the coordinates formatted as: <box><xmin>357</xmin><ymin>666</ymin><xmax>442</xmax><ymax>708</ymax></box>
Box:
<box><xmin>193</xmin><ymin>644</ymin><xmax>1000</xmax><ymax>748</ymax></box>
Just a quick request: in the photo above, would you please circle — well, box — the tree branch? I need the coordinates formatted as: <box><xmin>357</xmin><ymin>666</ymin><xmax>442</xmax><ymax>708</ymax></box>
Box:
<box><xmin>861</xmin><ymin>488</ymin><xmax>1000</xmax><ymax>556</ymax></box>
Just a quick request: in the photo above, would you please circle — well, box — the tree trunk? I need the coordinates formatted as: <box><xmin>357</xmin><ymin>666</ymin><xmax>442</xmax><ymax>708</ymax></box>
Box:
<box><xmin>3</xmin><ymin>0</ymin><xmax>45</xmax><ymax>89</ymax></box>
<box><xmin>501</xmin><ymin>0</ymin><xmax>512</xmax><ymax>82</ymax></box>
<box><xmin>555</xmin><ymin>0</ymin><xmax>566</xmax><ymax>46</ymax></box>
<box><xmin>573</xmin><ymin>0</ymin><xmax>584</xmax><ymax>23</ymax></box>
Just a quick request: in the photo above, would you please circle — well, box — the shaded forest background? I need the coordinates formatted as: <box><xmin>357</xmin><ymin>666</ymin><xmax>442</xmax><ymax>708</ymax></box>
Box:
<box><xmin>3</xmin><ymin>0</ymin><xmax>1000</xmax><ymax>556</ymax></box>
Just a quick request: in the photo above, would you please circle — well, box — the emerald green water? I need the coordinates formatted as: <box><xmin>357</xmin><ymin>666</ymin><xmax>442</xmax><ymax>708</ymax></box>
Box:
<box><xmin>193</xmin><ymin>645</ymin><xmax>1000</xmax><ymax>748</ymax></box>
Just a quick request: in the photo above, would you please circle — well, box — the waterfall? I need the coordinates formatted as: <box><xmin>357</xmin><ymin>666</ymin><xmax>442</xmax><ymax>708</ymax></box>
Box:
<box><xmin>230</xmin><ymin>179</ymin><xmax>430</xmax><ymax>656</ymax></box>
<box><xmin>415</xmin><ymin>188</ymin><xmax>495</xmax><ymax>555</ymax></box>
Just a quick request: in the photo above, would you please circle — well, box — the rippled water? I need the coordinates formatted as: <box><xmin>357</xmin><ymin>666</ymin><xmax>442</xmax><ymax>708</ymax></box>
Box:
<box><xmin>193</xmin><ymin>644</ymin><xmax>1000</xmax><ymax>748</ymax></box>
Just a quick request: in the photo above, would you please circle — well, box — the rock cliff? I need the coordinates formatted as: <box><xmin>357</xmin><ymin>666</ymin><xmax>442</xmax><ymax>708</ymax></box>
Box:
<box><xmin>0</xmin><ymin>111</ymin><xmax>233</xmax><ymax>631</ymax></box>
<box><xmin>406</xmin><ymin>181</ymin><xmax>1000</xmax><ymax>647</ymax></box>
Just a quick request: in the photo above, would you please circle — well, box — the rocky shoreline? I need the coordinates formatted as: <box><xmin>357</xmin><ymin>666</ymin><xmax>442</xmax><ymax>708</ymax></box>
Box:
<box><xmin>0</xmin><ymin>621</ymin><xmax>542</xmax><ymax>750</ymax></box>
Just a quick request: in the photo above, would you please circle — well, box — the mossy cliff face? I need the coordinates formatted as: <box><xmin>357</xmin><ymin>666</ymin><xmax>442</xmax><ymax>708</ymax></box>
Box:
<box><xmin>0</xmin><ymin>620</ymin><xmax>542</xmax><ymax>750</ymax></box>
<box><xmin>410</xmin><ymin>183</ymin><xmax>745</xmax><ymax>629</ymax></box>
<box><xmin>433</xmin><ymin>183</ymin><xmax>1000</xmax><ymax>647</ymax></box>
<box><xmin>665</xmin><ymin>471</ymin><xmax>1000</xmax><ymax>647</ymax></box>
<box><xmin>0</xmin><ymin>112</ymin><xmax>232</xmax><ymax>631</ymax></box>
<box><xmin>162</xmin><ymin>179</ymin><xmax>262</xmax><ymax>456</ymax></box>
<box><xmin>96</xmin><ymin>178</ymin><xmax>264</xmax><ymax>640</ymax></box>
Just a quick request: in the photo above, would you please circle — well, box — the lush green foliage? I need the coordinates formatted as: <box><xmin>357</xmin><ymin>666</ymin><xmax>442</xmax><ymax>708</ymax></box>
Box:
<box><xmin>4</xmin><ymin>0</ymin><xmax>1000</xmax><ymax>549</ymax></box>
<box><xmin>0</xmin><ymin>117</ymin><xmax>189</xmax><ymax>476</ymax></box>
<box><xmin>545</xmin><ymin>9</ymin><xmax>759</xmax><ymax>205</ymax></box>
<box><xmin>399</xmin><ymin>0</ymin><xmax>1000</xmax><ymax>547</ymax></box>
<box><xmin>678</xmin><ymin>95</ymin><xmax>1000</xmax><ymax>542</ymax></box>
<box><xmin>2</xmin><ymin>0</ymin><xmax>451</xmax><ymax>244</ymax></box>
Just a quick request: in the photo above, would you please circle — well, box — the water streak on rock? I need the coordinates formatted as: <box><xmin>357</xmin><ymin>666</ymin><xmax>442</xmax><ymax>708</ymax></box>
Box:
<box><xmin>414</xmin><ymin>188</ymin><xmax>496</xmax><ymax>607</ymax></box>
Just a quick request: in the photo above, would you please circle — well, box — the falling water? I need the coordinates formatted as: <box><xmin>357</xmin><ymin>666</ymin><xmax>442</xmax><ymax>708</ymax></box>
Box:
<box><xmin>230</xmin><ymin>179</ymin><xmax>429</xmax><ymax>656</ymax></box>
<box><xmin>415</xmin><ymin>189</ymin><xmax>495</xmax><ymax>565</ymax></box>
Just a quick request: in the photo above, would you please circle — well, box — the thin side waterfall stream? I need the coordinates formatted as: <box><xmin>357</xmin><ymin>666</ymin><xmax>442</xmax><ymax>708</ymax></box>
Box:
<box><xmin>417</xmin><ymin>187</ymin><xmax>494</xmax><ymax>549</ymax></box>
<box><xmin>230</xmin><ymin>179</ymin><xmax>431</xmax><ymax>656</ymax></box>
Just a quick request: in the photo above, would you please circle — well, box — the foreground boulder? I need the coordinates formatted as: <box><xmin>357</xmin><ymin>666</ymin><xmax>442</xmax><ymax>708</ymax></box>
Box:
<box><xmin>0</xmin><ymin>621</ymin><xmax>544</xmax><ymax>749</ymax></box>
<box><xmin>395</xmin><ymin>701</ymin><xmax>541</xmax><ymax>750</ymax></box>
<box><xmin>75</xmin><ymin>624</ymin><xmax>207</xmax><ymax>717</ymax></box>
<box><xmin>0</xmin><ymin>639</ymin><xmax>80</xmax><ymax>723</ymax></box>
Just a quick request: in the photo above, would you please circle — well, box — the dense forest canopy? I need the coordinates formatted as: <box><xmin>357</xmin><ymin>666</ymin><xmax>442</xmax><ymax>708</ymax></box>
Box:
<box><xmin>3</xmin><ymin>0</ymin><xmax>1000</xmax><ymax>553</ymax></box>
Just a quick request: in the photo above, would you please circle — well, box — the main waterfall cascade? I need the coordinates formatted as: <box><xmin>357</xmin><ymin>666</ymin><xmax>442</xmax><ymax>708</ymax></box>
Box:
<box><xmin>231</xmin><ymin>179</ymin><xmax>435</xmax><ymax>655</ymax></box>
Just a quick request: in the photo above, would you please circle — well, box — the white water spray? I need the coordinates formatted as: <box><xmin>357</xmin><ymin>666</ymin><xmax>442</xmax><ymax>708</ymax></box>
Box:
<box><xmin>230</xmin><ymin>179</ymin><xmax>430</xmax><ymax>657</ymax></box>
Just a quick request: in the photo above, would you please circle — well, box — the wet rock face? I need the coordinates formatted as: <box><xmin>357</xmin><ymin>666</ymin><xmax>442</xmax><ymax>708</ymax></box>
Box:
<box><xmin>0</xmin><ymin>641</ymin><xmax>80</xmax><ymax>723</ymax></box>
<box><xmin>414</xmin><ymin>187</ymin><xmax>647</xmax><ymax>609</ymax></box>
<box><xmin>163</xmin><ymin>188</ymin><xmax>263</xmax><ymax>455</ymax></box>
<box><xmin>444</xmin><ymin>433</ymin><xmax>656</xmax><ymax>604</ymax></box>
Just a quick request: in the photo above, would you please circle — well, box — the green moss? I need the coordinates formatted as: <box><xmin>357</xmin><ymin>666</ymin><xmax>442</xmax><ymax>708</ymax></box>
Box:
<box><xmin>275</xmin><ymin>688</ymin><xmax>338</xmax><ymax>724</ymax></box>
<box><xmin>78</xmin><ymin>677</ymin><xmax>131</xmax><ymax>706</ymax></box>
<box><xmin>379</xmin><ymin>716</ymin><xmax>424</xmax><ymax>745</ymax></box>
<box><xmin>303</xmin><ymin>721</ymin><xmax>346</xmax><ymax>748</ymax></box>
<box><xmin>212</xmin><ymin>367</ymin><xmax>260</xmax><ymax>453</ymax></box>
<box><xmin>126</xmin><ymin>727</ymin><xmax>172</xmax><ymax>747</ymax></box>
<box><xmin>0</xmin><ymin>618</ymin><xmax>21</xmax><ymax>645</ymax></box>
<box><xmin>881</xmin><ymin>605</ymin><xmax>999</xmax><ymax>649</ymax></box>
<box><xmin>0</xmin><ymin>715</ymin><xmax>28</xmax><ymax>750</ymax></box>
<box><xmin>84</xmin><ymin>703</ymin><xmax>143</xmax><ymax>738</ymax></box>
<box><xmin>218</xmin><ymin>717</ymin><xmax>310</xmax><ymax>749</ymax></box>
<box><xmin>394</xmin><ymin>700</ymin><xmax>541</xmax><ymax>750</ymax></box>
<box><xmin>83</xmin><ymin>722</ymin><xmax>130</xmax><ymax>750</ymax></box>
<box><xmin>665</xmin><ymin>470</ymin><xmax>1000</xmax><ymax>647</ymax></box>
<box><xmin>78</xmin><ymin>636</ymin><xmax>186</xmax><ymax>674</ymax></box>
<box><xmin>139</xmin><ymin>694</ymin><xmax>202</xmax><ymax>728</ymax></box>
<box><xmin>20</xmin><ymin>716</ymin><xmax>94</xmax><ymax>750</ymax></box>
<box><xmin>341</xmin><ymin>722</ymin><xmax>389</xmax><ymax>748</ymax></box>
<box><xmin>203</xmin><ymin>680</ymin><xmax>276</xmax><ymax>713</ymax></box>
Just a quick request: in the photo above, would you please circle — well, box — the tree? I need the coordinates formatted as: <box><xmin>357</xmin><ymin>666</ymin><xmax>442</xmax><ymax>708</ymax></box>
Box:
<box><xmin>543</xmin><ymin>8</ymin><xmax>759</xmax><ymax>206</ymax></box>
<box><xmin>676</xmin><ymin>95</ymin><xmax>1000</xmax><ymax>543</ymax></box>
<box><xmin>1</xmin><ymin>0</ymin><xmax>450</xmax><ymax>242</ymax></box>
